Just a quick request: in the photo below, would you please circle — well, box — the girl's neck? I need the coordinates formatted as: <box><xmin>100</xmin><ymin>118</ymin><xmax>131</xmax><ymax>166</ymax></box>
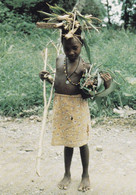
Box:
<box><xmin>67</xmin><ymin>56</ymin><xmax>80</xmax><ymax>66</ymax></box>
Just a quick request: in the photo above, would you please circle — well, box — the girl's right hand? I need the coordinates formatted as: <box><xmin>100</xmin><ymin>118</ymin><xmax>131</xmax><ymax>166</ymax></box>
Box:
<box><xmin>39</xmin><ymin>71</ymin><xmax>50</xmax><ymax>81</ymax></box>
<box><xmin>39</xmin><ymin>71</ymin><xmax>53</xmax><ymax>84</ymax></box>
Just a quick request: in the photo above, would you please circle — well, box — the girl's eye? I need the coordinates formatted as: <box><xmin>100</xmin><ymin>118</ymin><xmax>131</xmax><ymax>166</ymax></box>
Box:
<box><xmin>73</xmin><ymin>46</ymin><xmax>78</xmax><ymax>50</ymax></box>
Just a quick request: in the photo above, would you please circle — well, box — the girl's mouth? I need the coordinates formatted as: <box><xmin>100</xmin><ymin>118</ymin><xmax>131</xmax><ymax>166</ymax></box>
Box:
<box><xmin>68</xmin><ymin>55</ymin><xmax>77</xmax><ymax>62</ymax></box>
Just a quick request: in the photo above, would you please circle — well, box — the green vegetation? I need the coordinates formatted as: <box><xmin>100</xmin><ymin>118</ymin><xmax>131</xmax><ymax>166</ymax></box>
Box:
<box><xmin>0</xmin><ymin>28</ymin><xmax>136</xmax><ymax>117</ymax></box>
<box><xmin>0</xmin><ymin>0</ymin><xmax>136</xmax><ymax>117</ymax></box>
<box><xmin>84</xmin><ymin>29</ymin><xmax>136</xmax><ymax>117</ymax></box>
<box><xmin>0</xmin><ymin>28</ymin><xmax>58</xmax><ymax>117</ymax></box>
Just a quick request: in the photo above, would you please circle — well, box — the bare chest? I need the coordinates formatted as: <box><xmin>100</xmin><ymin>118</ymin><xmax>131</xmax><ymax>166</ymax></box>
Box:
<box><xmin>54</xmin><ymin>59</ymin><xmax>83</xmax><ymax>95</ymax></box>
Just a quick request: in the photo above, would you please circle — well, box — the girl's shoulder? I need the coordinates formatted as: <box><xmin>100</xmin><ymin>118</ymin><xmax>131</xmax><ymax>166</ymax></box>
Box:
<box><xmin>56</xmin><ymin>54</ymin><xmax>65</xmax><ymax>62</ymax></box>
<box><xmin>80</xmin><ymin>57</ymin><xmax>91</xmax><ymax>72</ymax></box>
<box><xmin>56</xmin><ymin>54</ymin><xmax>65</xmax><ymax>70</ymax></box>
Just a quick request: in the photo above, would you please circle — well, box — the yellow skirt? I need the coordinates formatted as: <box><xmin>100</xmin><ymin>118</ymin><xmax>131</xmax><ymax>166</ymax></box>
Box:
<box><xmin>51</xmin><ymin>93</ymin><xmax>91</xmax><ymax>147</ymax></box>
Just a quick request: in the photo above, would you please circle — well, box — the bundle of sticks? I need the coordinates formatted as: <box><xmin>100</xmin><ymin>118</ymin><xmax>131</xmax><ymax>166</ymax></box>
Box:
<box><xmin>36</xmin><ymin>4</ymin><xmax>101</xmax><ymax>40</ymax></box>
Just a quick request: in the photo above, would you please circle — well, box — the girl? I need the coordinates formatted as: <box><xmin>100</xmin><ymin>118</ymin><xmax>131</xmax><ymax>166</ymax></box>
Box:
<box><xmin>39</xmin><ymin>34</ymin><xmax>111</xmax><ymax>192</ymax></box>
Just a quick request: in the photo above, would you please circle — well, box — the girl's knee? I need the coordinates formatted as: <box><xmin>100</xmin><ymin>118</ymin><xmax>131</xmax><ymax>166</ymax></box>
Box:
<box><xmin>80</xmin><ymin>144</ymin><xmax>88</xmax><ymax>149</ymax></box>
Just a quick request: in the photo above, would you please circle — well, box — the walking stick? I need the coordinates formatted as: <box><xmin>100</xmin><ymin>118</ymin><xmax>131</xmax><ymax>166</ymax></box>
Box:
<box><xmin>36</xmin><ymin>48</ymin><xmax>52</xmax><ymax>176</ymax></box>
<box><xmin>36</xmin><ymin>38</ymin><xmax>61</xmax><ymax>176</ymax></box>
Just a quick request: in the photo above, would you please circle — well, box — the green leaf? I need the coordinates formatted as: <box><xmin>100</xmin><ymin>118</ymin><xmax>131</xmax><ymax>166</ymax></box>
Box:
<box><xmin>82</xmin><ymin>33</ymin><xmax>92</xmax><ymax>64</ymax></box>
<box><xmin>47</xmin><ymin>3</ymin><xmax>69</xmax><ymax>15</ymax></box>
<box><xmin>38</xmin><ymin>11</ymin><xmax>56</xmax><ymax>18</ymax></box>
<box><xmin>96</xmin><ymin>79</ymin><xmax>118</xmax><ymax>97</ymax></box>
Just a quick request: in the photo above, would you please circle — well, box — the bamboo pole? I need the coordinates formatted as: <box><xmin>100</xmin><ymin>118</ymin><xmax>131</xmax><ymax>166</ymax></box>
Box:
<box><xmin>36</xmin><ymin>48</ymin><xmax>48</xmax><ymax>176</ymax></box>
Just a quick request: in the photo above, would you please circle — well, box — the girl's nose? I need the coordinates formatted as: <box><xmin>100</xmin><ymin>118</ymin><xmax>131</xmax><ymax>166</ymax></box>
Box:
<box><xmin>69</xmin><ymin>50</ymin><xmax>74</xmax><ymax>55</ymax></box>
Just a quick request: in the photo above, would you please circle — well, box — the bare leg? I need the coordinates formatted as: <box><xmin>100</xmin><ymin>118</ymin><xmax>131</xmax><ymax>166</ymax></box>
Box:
<box><xmin>78</xmin><ymin>144</ymin><xmax>90</xmax><ymax>192</ymax></box>
<box><xmin>58</xmin><ymin>146</ymin><xmax>73</xmax><ymax>190</ymax></box>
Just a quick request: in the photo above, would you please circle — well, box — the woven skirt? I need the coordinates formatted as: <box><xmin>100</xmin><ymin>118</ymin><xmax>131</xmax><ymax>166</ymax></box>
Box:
<box><xmin>51</xmin><ymin>93</ymin><xmax>91</xmax><ymax>147</ymax></box>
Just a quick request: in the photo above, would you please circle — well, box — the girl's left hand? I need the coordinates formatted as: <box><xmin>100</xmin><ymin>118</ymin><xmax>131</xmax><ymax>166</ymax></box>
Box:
<box><xmin>100</xmin><ymin>73</ymin><xmax>112</xmax><ymax>89</ymax></box>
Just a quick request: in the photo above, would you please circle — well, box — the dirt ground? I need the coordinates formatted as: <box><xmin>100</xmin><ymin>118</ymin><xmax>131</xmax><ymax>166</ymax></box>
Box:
<box><xmin>0</xmin><ymin>114</ymin><xmax>136</xmax><ymax>195</ymax></box>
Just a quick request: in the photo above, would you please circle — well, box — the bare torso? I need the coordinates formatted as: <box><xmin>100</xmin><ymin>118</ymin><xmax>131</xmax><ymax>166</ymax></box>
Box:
<box><xmin>54</xmin><ymin>54</ymin><xmax>90</xmax><ymax>95</ymax></box>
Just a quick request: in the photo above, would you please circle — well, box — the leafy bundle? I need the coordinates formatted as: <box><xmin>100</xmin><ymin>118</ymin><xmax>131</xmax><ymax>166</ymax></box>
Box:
<box><xmin>80</xmin><ymin>65</ymin><xmax>119</xmax><ymax>98</ymax></box>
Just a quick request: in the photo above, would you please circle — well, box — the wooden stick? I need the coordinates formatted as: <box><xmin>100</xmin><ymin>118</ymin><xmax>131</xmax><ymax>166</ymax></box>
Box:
<box><xmin>36</xmin><ymin>38</ymin><xmax>62</xmax><ymax>176</ymax></box>
<box><xmin>47</xmin><ymin>63</ymin><xmax>55</xmax><ymax>73</ymax></box>
<box><xmin>36</xmin><ymin>48</ymin><xmax>48</xmax><ymax>176</ymax></box>
<box><xmin>36</xmin><ymin>22</ymin><xmax>100</xmax><ymax>30</ymax></box>
<box><xmin>36</xmin><ymin>22</ymin><xmax>62</xmax><ymax>29</ymax></box>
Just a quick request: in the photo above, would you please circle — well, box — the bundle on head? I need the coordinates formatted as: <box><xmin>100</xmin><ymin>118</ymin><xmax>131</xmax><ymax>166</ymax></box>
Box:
<box><xmin>37</xmin><ymin>4</ymin><xmax>101</xmax><ymax>41</ymax></box>
<box><xmin>37</xmin><ymin>4</ymin><xmax>101</xmax><ymax>65</ymax></box>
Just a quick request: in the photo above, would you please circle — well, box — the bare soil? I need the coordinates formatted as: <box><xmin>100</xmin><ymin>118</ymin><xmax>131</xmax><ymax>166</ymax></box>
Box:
<box><xmin>0</xmin><ymin>115</ymin><xmax>136</xmax><ymax>195</ymax></box>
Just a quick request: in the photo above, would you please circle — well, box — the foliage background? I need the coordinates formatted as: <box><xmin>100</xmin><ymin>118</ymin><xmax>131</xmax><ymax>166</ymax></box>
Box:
<box><xmin>0</xmin><ymin>0</ymin><xmax>136</xmax><ymax>117</ymax></box>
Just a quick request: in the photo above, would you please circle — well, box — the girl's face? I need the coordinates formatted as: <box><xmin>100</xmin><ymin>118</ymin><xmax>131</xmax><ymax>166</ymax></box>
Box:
<box><xmin>63</xmin><ymin>37</ymin><xmax>82</xmax><ymax>62</ymax></box>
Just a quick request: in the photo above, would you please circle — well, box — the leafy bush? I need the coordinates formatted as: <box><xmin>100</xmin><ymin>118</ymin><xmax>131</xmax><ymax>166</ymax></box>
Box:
<box><xmin>1</xmin><ymin>0</ymin><xmax>42</xmax><ymax>9</ymax></box>
<box><xmin>0</xmin><ymin>1</ymin><xmax>34</xmax><ymax>34</ymax></box>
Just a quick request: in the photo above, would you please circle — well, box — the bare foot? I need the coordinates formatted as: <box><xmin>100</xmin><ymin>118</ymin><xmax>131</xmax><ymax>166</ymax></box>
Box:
<box><xmin>78</xmin><ymin>176</ymin><xmax>90</xmax><ymax>192</ymax></box>
<box><xmin>58</xmin><ymin>174</ymin><xmax>71</xmax><ymax>190</ymax></box>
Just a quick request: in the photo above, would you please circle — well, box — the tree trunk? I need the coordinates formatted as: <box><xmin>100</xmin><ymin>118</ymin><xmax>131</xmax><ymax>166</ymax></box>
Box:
<box><xmin>124</xmin><ymin>0</ymin><xmax>129</xmax><ymax>29</ymax></box>
<box><xmin>106</xmin><ymin>0</ymin><xmax>112</xmax><ymax>27</ymax></box>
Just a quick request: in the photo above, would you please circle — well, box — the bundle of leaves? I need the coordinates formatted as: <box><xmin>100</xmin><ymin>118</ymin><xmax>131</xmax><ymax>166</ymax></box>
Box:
<box><xmin>80</xmin><ymin>64</ymin><xmax>120</xmax><ymax>98</ymax></box>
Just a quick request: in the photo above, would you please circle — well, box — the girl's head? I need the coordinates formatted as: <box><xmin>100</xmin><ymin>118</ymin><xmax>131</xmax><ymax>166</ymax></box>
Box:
<box><xmin>61</xmin><ymin>27</ymin><xmax>83</xmax><ymax>62</ymax></box>
<box><xmin>62</xmin><ymin>37</ymin><xmax>82</xmax><ymax>62</ymax></box>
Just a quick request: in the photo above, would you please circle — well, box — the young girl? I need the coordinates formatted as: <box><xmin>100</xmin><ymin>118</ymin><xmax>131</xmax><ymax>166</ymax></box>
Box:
<box><xmin>39</xmin><ymin>34</ymin><xmax>111</xmax><ymax>192</ymax></box>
